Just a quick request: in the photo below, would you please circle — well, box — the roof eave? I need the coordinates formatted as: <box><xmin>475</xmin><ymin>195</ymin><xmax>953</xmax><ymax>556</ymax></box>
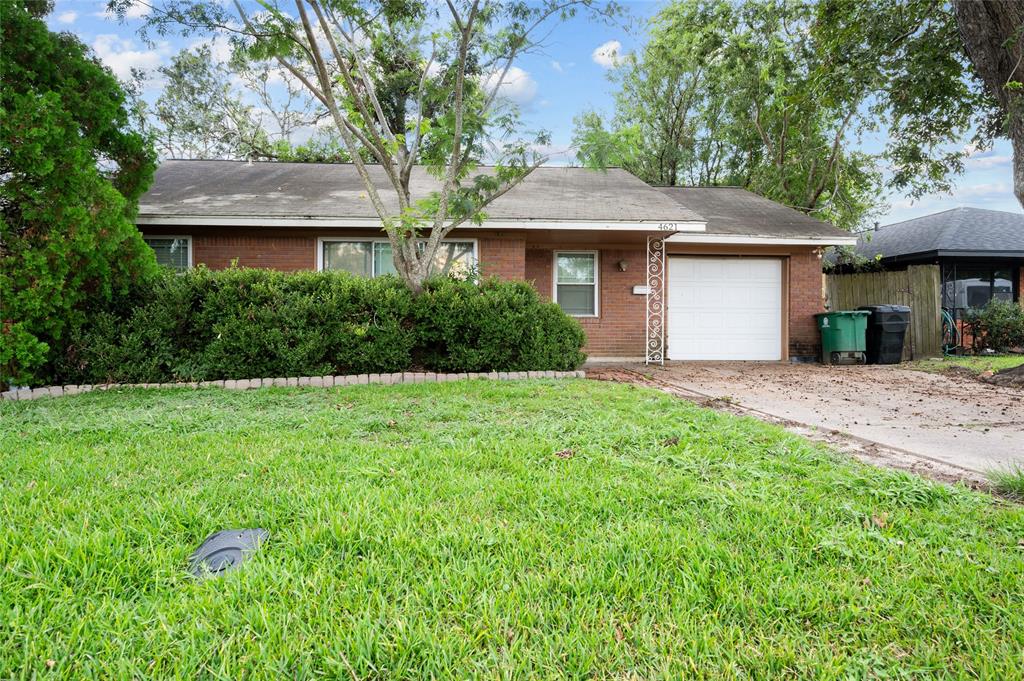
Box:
<box><xmin>667</xmin><ymin>233</ymin><xmax>857</xmax><ymax>247</ymax></box>
<box><xmin>136</xmin><ymin>213</ymin><xmax>708</xmax><ymax>232</ymax></box>
<box><xmin>874</xmin><ymin>249</ymin><xmax>1024</xmax><ymax>264</ymax></box>
<box><xmin>935</xmin><ymin>249</ymin><xmax>1024</xmax><ymax>259</ymax></box>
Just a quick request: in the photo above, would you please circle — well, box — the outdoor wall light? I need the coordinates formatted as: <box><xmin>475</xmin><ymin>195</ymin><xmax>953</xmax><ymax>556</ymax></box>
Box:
<box><xmin>617</xmin><ymin>260</ymin><xmax>628</xmax><ymax>272</ymax></box>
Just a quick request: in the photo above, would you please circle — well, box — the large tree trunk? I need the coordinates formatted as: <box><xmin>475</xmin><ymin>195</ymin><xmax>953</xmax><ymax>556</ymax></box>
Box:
<box><xmin>953</xmin><ymin>0</ymin><xmax>1024</xmax><ymax>209</ymax></box>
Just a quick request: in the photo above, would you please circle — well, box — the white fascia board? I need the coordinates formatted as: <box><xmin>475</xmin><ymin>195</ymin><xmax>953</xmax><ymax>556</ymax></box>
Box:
<box><xmin>665</xmin><ymin>232</ymin><xmax>858</xmax><ymax>246</ymax></box>
<box><xmin>136</xmin><ymin>214</ymin><xmax>707</xmax><ymax>232</ymax></box>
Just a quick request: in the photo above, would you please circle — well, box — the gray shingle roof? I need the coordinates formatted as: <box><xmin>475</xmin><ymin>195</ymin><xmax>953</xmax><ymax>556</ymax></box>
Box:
<box><xmin>656</xmin><ymin>186</ymin><xmax>851</xmax><ymax>239</ymax></box>
<box><xmin>139</xmin><ymin>160</ymin><xmax>703</xmax><ymax>224</ymax></box>
<box><xmin>855</xmin><ymin>207</ymin><xmax>1024</xmax><ymax>261</ymax></box>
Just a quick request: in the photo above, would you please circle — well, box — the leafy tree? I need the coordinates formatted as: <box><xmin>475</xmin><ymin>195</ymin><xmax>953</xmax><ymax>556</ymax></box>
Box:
<box><xmin>0</xmin><ymin>0</ymin><xmax>158</xmax><ymax>388</ymax></box>
<box><xmin>953</xmin><ymin>1</ymin><xmax>1024</xmax><ymax>209</ymax></box>
<box><xmin>134</xmin><ymin>44</ymin><xmax>349</xmax><ymax>162</ymax></box>
<box><xmin>118</xmin><ymin>0</ymin><xmax>615</xmax><ymax>292</ymax></box>
<box><xmin>576</xmin><ymin>0</ymin><xmax>997</xmax><ymax>230</ymax></box>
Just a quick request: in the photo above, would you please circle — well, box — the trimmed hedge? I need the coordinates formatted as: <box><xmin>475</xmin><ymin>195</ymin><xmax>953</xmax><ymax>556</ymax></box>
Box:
<box><xmin>54</xmin><ymin>268</ymin><xmax>586</xmax><ymax>384</ymax></box>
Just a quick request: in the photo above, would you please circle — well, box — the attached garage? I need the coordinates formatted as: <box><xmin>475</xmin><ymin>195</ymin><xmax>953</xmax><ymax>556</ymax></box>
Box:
<box><xmin>666</xmin><ymin>256</ymin><xmax>783</xmax><ymax>361</ymax></box>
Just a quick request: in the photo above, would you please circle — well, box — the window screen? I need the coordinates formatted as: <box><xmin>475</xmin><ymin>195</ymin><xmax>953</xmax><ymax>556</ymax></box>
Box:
<box><xmin>322</xmin><ymin>240</ymin><xmax>475</xmax><ymax>278</ymax></box>
<box><xmin>323</xmin><ymin>241</ymin><xmax>372</xmax><ymax>276</ymax></box>
<box><xmin>555</xmin><ymin>252</ymin><xmax>597</xmax><ymax>316</ymax></box>
<box><xmin>944</xmin><ymin>264</ymin><xmax>1019</xmax><ymax>311</ymax></box>
<box><xmin>144</xmin><ymin>237</ymin><xmax>190</xmax><ymax>272</ymax></box>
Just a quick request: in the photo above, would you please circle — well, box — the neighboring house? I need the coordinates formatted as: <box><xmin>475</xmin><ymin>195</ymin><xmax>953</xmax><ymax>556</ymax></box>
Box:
<box><xmin>137</xmin><ymin>160</ymin><xmax>855</xmax><ymax>362</ymax></box>
<box><xmin>848</xmin><ymin>207</ymin><xmax>1024</xmax><ymax>321</ymax></box>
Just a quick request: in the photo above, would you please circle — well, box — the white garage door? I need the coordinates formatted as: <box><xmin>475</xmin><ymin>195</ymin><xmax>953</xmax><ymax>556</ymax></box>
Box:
<box><xmin>666</xmin><ymin>257</ymin><xmax>783</xmax><ymax>360</ymax></box>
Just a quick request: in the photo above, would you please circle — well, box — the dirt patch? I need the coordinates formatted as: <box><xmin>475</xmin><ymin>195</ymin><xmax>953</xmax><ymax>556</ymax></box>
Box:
<box><xmin>985</xmin><ymin>364</ymin><xmax>1024</xmax><ymax>389</ymax></box>
<box><xmin>938</xmin><ymin>363</ymin><xmax>1024</xmax><ymax>390</ymax></box>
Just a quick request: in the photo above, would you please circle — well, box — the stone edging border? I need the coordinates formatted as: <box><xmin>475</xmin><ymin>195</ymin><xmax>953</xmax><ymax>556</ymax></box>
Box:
<box><xmin>2</xmin><ymin>370</ymin><xmax>588</xmax><ymax>402</ymax></box>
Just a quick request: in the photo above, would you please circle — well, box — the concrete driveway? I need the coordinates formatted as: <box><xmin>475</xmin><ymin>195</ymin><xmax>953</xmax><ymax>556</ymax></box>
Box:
<box><xmin>601</xmin><ymin>362</ymin><xmax>1024</xmax><ymax>479</ymax></box>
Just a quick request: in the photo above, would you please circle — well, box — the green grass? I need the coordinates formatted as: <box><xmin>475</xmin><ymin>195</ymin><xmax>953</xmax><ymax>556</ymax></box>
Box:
<box><xmin>912</xmin><ymin>354</ymin><xmax>1024</xmax><ymax>375</ymax></box>
<box><xmin>988</xmin><ymin>465</ymin><xmax>1024</xmax><ymax>502</ymax></box>
<box><xmin>2</xmin><ymin>380</ymin><xmax>1023</xmax><ymax>679</ymax></box>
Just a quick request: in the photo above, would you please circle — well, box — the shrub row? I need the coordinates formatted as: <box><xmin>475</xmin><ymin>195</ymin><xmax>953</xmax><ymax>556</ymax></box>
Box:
<box><xmin>964</xmin><ymin>299</ymin><xmax>1024</xmax><ymax>353</ymax></box>
<box><xmin>52</xmin><ymin>268</ymin><xmax>587</xmax><ymax>385</ymax></box>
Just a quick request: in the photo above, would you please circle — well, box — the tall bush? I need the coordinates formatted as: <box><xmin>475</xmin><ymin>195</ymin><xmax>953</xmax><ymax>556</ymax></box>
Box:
<box><xmin>414</xmin><ymin>278</ymin><xmax>587</xmax><ymax>372</ymax></box>
<box><xmin>0</xmin><ymin>2</ymin><xmax>157</xmax><ymax>388</ymax></box>
<box><xmin>55</xmin><ymin>268</ymin><xmax>586</xmax><ymax>384</ymax></box>
<box><xmin>964</xmin><ymin>299</ymin><xmax>1024</xmax><ymax>352</ymax></box>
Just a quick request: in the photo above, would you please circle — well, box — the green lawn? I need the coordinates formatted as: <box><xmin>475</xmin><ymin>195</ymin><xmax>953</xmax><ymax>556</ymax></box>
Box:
<box><xmin>912</xmin><ymin>354</ymin><xmax>1024</xmax><ymax>375</ymax></box>
<box><xmin>2</xmin><ymin>381</ymin><xmax>1023</xmax><ymax>678</ymax></box>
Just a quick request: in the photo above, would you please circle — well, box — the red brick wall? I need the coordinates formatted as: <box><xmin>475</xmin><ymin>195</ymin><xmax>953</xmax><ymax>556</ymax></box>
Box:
<box><xmin>181</xmin><ymin>232</ymin><xmax>524</xmax><ymax>276</ymax></box>
<box><xmin>787</xmin><ymin>249</ymin><xmax>825</xmax><ymax>358</ymax></box>
<box><xmin>1019</xmin><ymin>267</ymin><xmax>1024</xmax><ymax>310</ymax></box>
<box><xmin>527</xmin><ymin>247</ymin><xmax>648</xmax><ymax>358</ymax></box>
<box><xmin>478</xmin><ymin>237</ymin><xmax>526</xmax><ymax>280</ymax></box>
<box><xmin>194</xmin><ymin>235</ymin><xmax>315</xmax><ymax>271</ymax></box>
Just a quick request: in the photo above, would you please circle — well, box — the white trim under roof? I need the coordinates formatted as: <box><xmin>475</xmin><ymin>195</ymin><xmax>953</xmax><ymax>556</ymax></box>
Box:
<box><xmin>136</xmin><ymin>214</ymin><xmax>707</xmax><ymax>232</ymax></box>
<box><xmin>665</xmin><ymin>232</ymin><xmax>857</xmax><ymax>246</ymax></box>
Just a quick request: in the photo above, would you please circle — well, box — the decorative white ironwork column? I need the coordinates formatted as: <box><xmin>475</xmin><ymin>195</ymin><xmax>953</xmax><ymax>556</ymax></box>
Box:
<box><xmin>645</xmin><ymin>235</ymin><xmax>667</xmax><ymax>365</ymax></box>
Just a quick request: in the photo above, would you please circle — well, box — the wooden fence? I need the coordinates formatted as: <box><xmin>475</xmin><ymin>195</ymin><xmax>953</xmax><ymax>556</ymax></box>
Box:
<box><xmin>825</xmin><ymin>265</ymin><xmax>942</xmax><ymax>360</ymax></box>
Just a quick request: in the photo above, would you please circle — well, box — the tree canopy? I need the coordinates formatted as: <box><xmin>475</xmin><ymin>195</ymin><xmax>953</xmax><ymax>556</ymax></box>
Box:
<box><xmin>575</xmin><ymin>0</ymin><xmax>998</xmax><ymax>230</ymax></box>
<box><xmin>133</xmin><ymin>43</ymin><xmax>349</xmax><ymax>162</ymax></box>
<box><xmin>118</xmin><ymin>0</ymin><xmax>616</xmax><ymax>291</ymax></box>
<box><xmin>0</xmin><ymin>0</ymin><xmax>158</xmax><ymax>387</ymax></box>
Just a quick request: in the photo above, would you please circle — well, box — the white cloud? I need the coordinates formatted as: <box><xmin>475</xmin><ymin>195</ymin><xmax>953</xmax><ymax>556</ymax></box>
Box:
<box><xmin>95</xmin><ymin>1</ymin><xmax>152</xmax><ymax>20</ymax></box>
<box><xmin>962</xmin><ymin>142</ymin><xmax>981</xmax><ymax>157</ymax></box>
<box><xmin>92</xmin><ymin>34</ymin><xmax>170</xmax><ymax>80</ymax></box>
<box><xmin>965</xmin><ymin>154</ymin><xmax>1012</xmax><ymax>170</ymax></box>
<box><xmin>481</xmin><ymin>66</ymin><xmax>537</xmax><ymax>106</ymax></box>
<box><xmin>592</xmin><ymin>40</ymin><xmax>622</xmax><ymax>69</ymax></box>
<box><xmin>125</xmin><ymin>2</ymin><xmax>151</xmax><ymax>19</ymax></box>
<box><xmin>189</xmin><ymin>35</ymin><xmax>234</xmax><ymax>65</ymax></box>
<box><xmin>961</xmin><ymin>142</ymin><xmax>1012</xmax><ymax>169</ymax></box>
<box><xmin>551</xmin><ymin>60</ymin><xmax>563</xmax><ymax>73</ymax></box>
<box><xmin>955</xmin><ymin>181</ymin><xmax>1012</xmax><ymax>198</ymax></box>
<box><xmin>56</xmin><ymin>11</ymin><xmax>78</xmax><ymax>24</ymax></box>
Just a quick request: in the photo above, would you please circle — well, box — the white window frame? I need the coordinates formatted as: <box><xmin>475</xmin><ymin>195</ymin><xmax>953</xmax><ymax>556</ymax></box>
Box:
<box><xmin>553</xmin><ymin>250</ymin><xmax>599</xmax><ymax>318</ymax></box>
<box><xmin>142</xmin><ymin>234</ymin><xmax>193</xmax><ymax>270</ymax></box>
<box><xmin>316</xmin><ymin>237</ymin><xmax>478</xmax><ymax>276</ymax></box>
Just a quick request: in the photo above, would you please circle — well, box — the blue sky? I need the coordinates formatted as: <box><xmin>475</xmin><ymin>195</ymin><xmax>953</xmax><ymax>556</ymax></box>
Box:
<box><xmin>48</xmin><ymin>0</ymin><xmax>1021</xmax><ymax>225</ymax></box>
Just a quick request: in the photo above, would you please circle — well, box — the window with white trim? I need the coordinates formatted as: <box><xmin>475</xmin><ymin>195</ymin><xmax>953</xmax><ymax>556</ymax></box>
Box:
<box><xmin>555</xmin><ymin>251</ymin><xmax>598</xmax><ymax>316</ymax></box>
<box><xmin>320</xmin><ymin>239</ymin><xmax>476</xmax><ymax>278</ymax></box>
<box><xmin>143</xmin><ymin>236</ymin><xmax>191</xmax><ymax>272</ymax></box>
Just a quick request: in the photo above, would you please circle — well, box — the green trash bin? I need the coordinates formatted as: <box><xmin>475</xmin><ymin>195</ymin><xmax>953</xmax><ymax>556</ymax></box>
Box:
<box><xmin>815</xmin><ymin>311</ymin><xmax>869</xmax><ymax>365</ymax></box>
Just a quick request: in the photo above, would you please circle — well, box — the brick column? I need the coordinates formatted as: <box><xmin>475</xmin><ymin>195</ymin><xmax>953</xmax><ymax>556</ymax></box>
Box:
<box><xmin>788</xmin><ymin>249</ymin><xmax>825</xmax><ymax>358</ymax></box>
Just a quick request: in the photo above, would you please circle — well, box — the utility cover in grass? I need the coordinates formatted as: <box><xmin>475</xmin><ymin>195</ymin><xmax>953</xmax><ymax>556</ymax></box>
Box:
<box><xmin>187</xmin><ymin>529</ymin><xmax>268</xmax><ymax>579</ymax></box>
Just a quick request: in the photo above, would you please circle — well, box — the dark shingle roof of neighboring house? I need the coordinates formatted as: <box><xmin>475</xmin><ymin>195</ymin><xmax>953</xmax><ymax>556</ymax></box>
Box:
<box><xmin>657</xmin><ymin>186</ymin><xmax>852</xmax><ymax>240</ymax></box>
<box><xmin>138</xmin><ymin>160</ymin><xmax>703</xmax><ymax>225</ymax></box>
<box><xmin>854</xmin><ymin>207</ymin><xmax>1024</xmax><ymax>262</ymax></box>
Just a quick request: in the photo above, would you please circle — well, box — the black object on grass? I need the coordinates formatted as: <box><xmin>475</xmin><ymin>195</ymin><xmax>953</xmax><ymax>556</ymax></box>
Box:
<box><xmin>188</xmin><ymin>528</ymin><xmax>269</xmax><ymax>578</ymax></box>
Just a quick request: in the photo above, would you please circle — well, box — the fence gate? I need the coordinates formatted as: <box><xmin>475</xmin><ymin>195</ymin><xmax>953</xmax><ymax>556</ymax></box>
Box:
<box><xmin>825</xmin><ymin>265</ymin><xmax>942</xmax><ymax>360</ymax></box>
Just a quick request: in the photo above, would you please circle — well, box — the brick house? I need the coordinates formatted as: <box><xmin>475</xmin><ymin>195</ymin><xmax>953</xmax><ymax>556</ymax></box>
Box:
<box><xmin>137</xmin><ymin>160</ymin><xmax>855</xmax><ymax>362</ymax></box>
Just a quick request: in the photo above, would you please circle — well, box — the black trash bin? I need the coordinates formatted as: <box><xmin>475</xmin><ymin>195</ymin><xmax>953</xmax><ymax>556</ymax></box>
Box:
<box><xmin>858</xmin><ymin>305</ymin><xmax>911</xmax><ymax>364</ymax></box>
